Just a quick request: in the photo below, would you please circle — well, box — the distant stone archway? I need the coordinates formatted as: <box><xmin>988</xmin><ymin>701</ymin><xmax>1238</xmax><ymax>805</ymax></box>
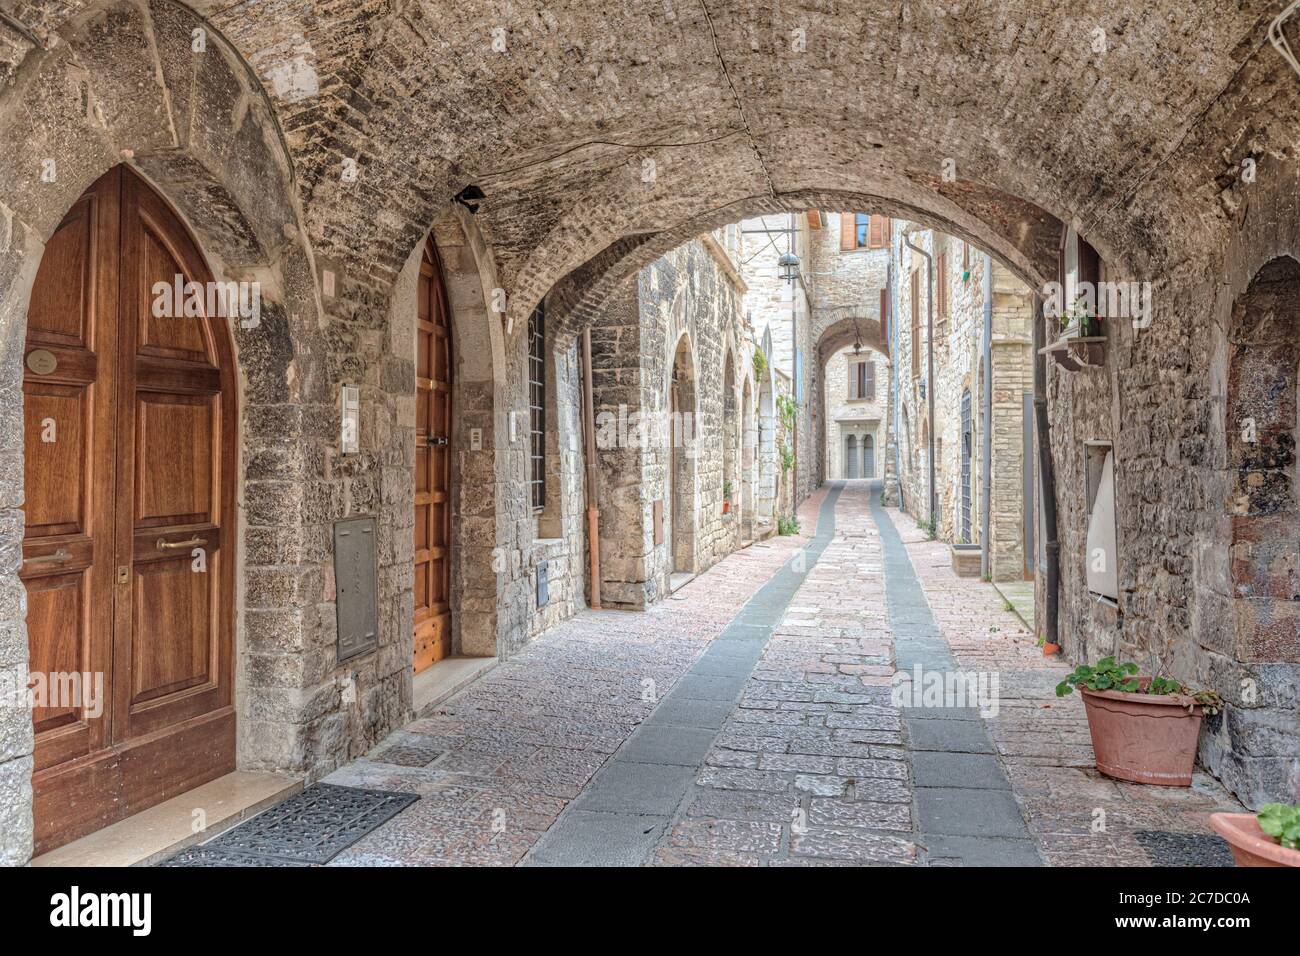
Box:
<box><xmin>741</xmin><ymin>374</ymin><xmax>756</xmax><ymax>539</ymax></box>
<box><xmin>667</xmin><ymin>331</ymin><xmax>699</xmax><ymax>581</ymax></box>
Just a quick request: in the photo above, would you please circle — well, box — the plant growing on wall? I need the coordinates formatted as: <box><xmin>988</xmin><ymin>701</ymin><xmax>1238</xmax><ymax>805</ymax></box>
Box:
<box><xmin>752</xmin><ymin>348</ymin><xmax>768</xmax><ymax>381</ymax></box>
<box><xmin>777</xmin><ymin>393</ymin><xmax>796</xmax><ymax>431</ymax></box>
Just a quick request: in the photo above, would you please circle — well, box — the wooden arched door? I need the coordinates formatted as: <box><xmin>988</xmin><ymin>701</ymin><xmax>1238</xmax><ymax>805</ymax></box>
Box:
<box><xmin>22</xmin><ymin>165</ymin><xmax>237</xmax><ymax>853</ymax></box>
<box><xmin>414</xmin><ymin>237</ymin><xmax>453</xmax><ymax>672</ymax></box>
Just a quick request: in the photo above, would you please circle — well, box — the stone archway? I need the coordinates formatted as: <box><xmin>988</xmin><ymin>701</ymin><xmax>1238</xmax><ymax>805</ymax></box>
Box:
<box><xmin>757</xmin><ymin>363</ymin><xmax>778</xmax><ymax>526</ymax></box>
<box><xmin>741</xmin><ymin>374</ymin><xmax>755</xmax><ymax>540</ymax></box>
<box><xmin>405</xmin><ymin>207</ymin><xmax>510</xmax><ymax>661</ymax></box>
<box><xmin>722</xmin><ymin>346</ymin><xmax>738</xmax><ymax>535</ymax></box>
<box><xmin>667</xmin><ymin>331</ymin><xmax>699</xmax><ymax>584</ymax></box>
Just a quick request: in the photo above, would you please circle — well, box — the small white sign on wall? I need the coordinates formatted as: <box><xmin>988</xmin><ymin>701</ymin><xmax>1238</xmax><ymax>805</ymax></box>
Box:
<box><xmin>509</xmin><ymin>410</ymin><xmax>518</xmax><ymax>443</ymax></box>
<box><xmin>469</xmin><ymin>428</ymin><xmax>483</xmax><ymax>451</ymax></box>
<box><xmin>340</xmin><ymin>384</ymin><xmax>360</xmax><ymax>454</ymax></box>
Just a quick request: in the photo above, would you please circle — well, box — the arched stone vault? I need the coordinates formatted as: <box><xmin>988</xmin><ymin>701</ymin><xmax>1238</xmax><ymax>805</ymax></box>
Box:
<box><xmin>545</xmin><ymin>188</ymin><xmax>1059</xmax><ymax>346</ymax></box>
<box><xmin>5</xmin><ymin>1</ymin><xmax>1285</xmax><ymax>307</ymax></box>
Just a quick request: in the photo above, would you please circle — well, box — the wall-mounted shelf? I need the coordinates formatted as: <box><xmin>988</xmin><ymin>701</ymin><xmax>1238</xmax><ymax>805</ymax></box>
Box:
<box><xmin>1038</xmin><ymin>333</ymin><xmax>1106</xmax><ymax>371</ymax></box>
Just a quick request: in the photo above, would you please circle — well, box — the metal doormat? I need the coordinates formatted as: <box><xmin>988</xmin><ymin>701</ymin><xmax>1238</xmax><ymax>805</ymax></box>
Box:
<box><xmin>160</xmin><ymin>846</ymin><xmax>314</xmax><ymax>867</ymax></box>
<box><xmin>160</xmin><ymin>784</ymin><xmax>418</xmax><ymax>866</ymax></box>
<box><xmin>373</xmin><ymin>737</ymin><xmax>446</xmax><ymax>767</ymax></box>
<box><xmin>1134</xmin><ymin>829</ymin><xmax>1234</xmax><ymax>867</ymax></box>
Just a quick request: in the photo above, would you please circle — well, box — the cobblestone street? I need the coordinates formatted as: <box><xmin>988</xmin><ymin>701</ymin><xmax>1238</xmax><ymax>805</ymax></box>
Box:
<box><xmin>315</xmin><ymin>481</ymin><xmax>1242</xmax><ymax>867</ymax></box>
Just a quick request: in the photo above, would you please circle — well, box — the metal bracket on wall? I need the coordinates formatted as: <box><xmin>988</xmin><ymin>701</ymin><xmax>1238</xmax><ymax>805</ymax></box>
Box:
<box><xmin>1270</xmin><ymin>2</ymin><xmax>1300</xmax><ymax>79</ymax></box>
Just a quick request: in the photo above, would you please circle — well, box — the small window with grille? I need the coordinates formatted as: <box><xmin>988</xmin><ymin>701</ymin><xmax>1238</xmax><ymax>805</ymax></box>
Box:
<box><xmin>528</xmin><ymin>302</ymin><xmax>546</xmax><ymax>511</ymax></box>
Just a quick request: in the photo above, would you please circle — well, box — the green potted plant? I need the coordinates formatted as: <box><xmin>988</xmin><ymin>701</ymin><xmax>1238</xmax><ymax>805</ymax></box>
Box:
<box><xmin>1211</xmin><ymin>804</ymin><xmax>1300</xmax><ymax>867</ymax></box>
<box><xmin>1056</xmin><ymin>658</ymin><xmax>1222</xmax><ymax>786</ymax></box>
<box><xmin>722</xmin><ymin>479</ymin><xmax>733</xmax><ymax>514</ymax></box>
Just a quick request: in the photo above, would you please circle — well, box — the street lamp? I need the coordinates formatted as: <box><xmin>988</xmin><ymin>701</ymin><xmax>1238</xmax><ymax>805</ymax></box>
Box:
<box><xmin>778</xmin><ymin>251</ymin><xmax>800</xmax><ymax>285</ymax></box>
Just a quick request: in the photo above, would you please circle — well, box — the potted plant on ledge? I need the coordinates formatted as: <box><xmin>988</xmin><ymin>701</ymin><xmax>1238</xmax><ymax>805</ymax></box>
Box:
<box><xmin>1211</xmin><ymin>804</ymin><xmax>1300</xmax><ymax>868</ymax></box>
<box><xmin>1056</xmin><ymin>657</ymin><xmax>1222</xmax><ymax>786</ymax></box>
<box><xmin>722</xmin><ymin>480</ymin><xmax>733</xmax><ymax>515</ymax></box>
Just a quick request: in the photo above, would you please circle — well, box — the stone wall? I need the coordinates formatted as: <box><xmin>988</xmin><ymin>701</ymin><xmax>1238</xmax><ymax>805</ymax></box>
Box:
<box><xmin>590</xmin><ymin>237</ymin><xmax>760</xmax><ymax>606</ymax></box>
<box><xmin>889</xmin><ymin>229</ymin><xmax>1033</xmax><ymax>583</ymax></box>
<box><xmin>1039</xmin><ymin>159</ymin><xmax>1300</xmax><ymax>807</ymax></box>
<box><xmin>741</xmin><ymin>213</ymin><xmax>814</xmax><ymax>515</ymax></box>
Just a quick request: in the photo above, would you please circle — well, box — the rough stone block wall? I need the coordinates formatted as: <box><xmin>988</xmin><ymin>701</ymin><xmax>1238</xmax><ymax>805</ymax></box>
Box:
<box><xmin>989</xmin><ymin>265</ymin><xmax>1035</xmax><ymax>582</ymax></box>
<box><xmin>591</xmin><ymin>238</ymin><xmax>758</xmax><ymax>604</ymax></box>
<box><xmin>741</xmin><ymin>214</ymin><xmax>814</xmax><ymax>514</ymax></box>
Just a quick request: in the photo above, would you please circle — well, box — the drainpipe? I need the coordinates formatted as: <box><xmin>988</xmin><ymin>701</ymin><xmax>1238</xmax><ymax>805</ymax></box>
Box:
<box><xmin>890</xmin><ymin>262</ymin><xmax>904</xmax><ymax>511</ymax></box>
<box><xmin>980</xmin><ymin>255</ymin><xmax>993</xmax><ymax>578</ymax></box>
<box><xmin>902</xmin><ymin>230</ymin><xmax>936</xmax><ymax>528</ymax></box>
<box><xmin>1031</xmin><ymin>295</ymin><xmax>1061</xmax><ymax>653</ymax></box>
<box><xmin>580</xmin><ymin>328</ymin><xmax>601</xmax><ymax>609</ymax></box>
<box><xmin>789</xmin><ymin>213</ymin><xmax>799</xmax><ymax>509</ymax></box>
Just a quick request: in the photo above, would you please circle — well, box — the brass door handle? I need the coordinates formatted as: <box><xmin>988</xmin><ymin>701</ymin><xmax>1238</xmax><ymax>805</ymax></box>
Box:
<box><xmin>157</xmin><ymin>536</ymin><xmax>206</xmax><ymax>550</ymax></box>
<box><xmin>25</xmin><ymin>548</ymin><xmax>71</xmax><ymax>565</ymax></box>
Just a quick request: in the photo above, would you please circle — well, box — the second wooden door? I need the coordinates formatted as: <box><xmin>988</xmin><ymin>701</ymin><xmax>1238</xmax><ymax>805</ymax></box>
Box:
<box><xmin>413</xmin><ymin>238</ymin><xmax>453</xmax><ymax>672</ymax></box>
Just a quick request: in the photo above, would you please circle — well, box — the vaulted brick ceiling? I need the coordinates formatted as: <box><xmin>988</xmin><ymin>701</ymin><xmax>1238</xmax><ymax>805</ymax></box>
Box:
<box><xmin>8</xmin><ymin>0</ymin><xmax>1294</xmax><ymax>307</ymax></box>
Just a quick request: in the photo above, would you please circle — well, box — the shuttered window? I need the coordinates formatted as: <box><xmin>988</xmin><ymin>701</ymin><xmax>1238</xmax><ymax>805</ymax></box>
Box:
<box><xmin>868</xmin><ymin>215</ymin><xmax>890</xmax><ymax>248</ymax></box>
<box><xmin>841</xmin><ymin>214</ymin><xmax>891</xmax><ymax>250</ymax></box>
<box><xmin>880</xmin><ymin>287</ymin><xmax>890</xmax><ymax>344</ymax></box>
<box><xmin>847</xmin><ymin>359</ymin><xmax>875</xmax><ymax>401</ymax></box>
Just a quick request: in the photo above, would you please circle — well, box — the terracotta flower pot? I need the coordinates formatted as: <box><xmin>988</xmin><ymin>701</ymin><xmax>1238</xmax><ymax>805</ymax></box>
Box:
<box><xmin>1079</xmin><ymin>682</ymin><xmax>1203</xmax><ymax>786</ymax></box>
<box><xmin>722</xmin><ymin>500</ymin><xmax>730</xmax><ymax>514</ymax></box>
<box><xmin>1211</xmin><ymin>812</ymin><xmax>1300</xmax><ymax>867</ymax></box>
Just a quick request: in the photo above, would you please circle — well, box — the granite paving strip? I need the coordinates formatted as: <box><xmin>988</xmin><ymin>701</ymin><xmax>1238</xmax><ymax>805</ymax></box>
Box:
<box><xmin>884</xmin><ymin>502</ymin><xmax>1245</xmax><ymax>867</ymax></box>
<box><xmin>869</xmin><ymin>489</ymin><xmax>1042</xmax><ymax>866</ymax></box>
<box><xmin>317</xmin><ymin>488</ymin><xmax>829</xmax><ymax>866</ymax></box>
<box><xmin>524</xmin><ymin>485</ymin><xmax>844</xmax><ymax>866</ymax></box>
<box><xmin>650</xmin><ymin>480</ymin><xmax>917</xmax><ymax>866</ymax></box>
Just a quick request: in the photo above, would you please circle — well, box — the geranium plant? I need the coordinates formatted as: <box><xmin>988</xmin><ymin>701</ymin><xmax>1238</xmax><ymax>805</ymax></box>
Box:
<box><xmin>1257</xmin><ymin>803</ymin><xmax>1300</xmax><ymax>850</ymax></box>
<box><xmin>1055</xmin><ymin>657</ymin><xmax>1223</xmax><ymax>715</ymax></box>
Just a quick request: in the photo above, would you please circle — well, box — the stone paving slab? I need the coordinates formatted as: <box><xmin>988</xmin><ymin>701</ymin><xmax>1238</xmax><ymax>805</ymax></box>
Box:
<box><xmin>912</xmin><ymin>752</ymin><xmax>1012</xmax><ymax>789</ymax></box>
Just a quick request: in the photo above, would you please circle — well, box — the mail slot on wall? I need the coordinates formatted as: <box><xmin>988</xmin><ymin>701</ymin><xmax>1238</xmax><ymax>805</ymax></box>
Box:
<box><xmin>334</xmin><ymin>516</ymin><xmax>378</xmax><ymax>662</ymax></box>
<box><xmin>536</xmin><ymin>560</ymin><xmax>549</xmax><ymax>609</ymax></box>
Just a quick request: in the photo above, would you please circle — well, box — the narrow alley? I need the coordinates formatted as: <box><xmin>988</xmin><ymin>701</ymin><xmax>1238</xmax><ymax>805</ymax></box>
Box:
<box><xmin>5</xmin><ymin>3</ymin><xmax>1299</xmax><ymax>919</ymax></box>
<box><xmin>152</xmin><ymin>482</ymin><xmax>1238</xmax><ymax>868</ymax></box>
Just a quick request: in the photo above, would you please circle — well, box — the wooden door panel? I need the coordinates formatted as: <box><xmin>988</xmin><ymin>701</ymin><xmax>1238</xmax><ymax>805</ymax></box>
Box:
<box><xmin>25</xmin><ymin>573</ymin><xmax>86</xmax><ymax>734</ymax></box>
<box><xmin>23</xmin><ymin>171</ymin><xmax>119</xmax><ymax>822</ymax></box>
<box><xmin>22</xmin><ymin>384</ymin><xmax>87</xmax><ymax>533</ymax></box>
<box><xmin>413</xmin><ymin>240</ymin><xmax>453</xmax><ymax>673</ymax></box>
<box><xmin>26</xmin><ymin>201</ymin><xmax>95</xmax><ymax>346</ymax></box>
<box><xmin>131</xmin><ymin>556</ymin><xmax>213</xmax><ymax>703</ymax></box>
<box><xmin>135</xmin><ymin>220</ymin><xmax>215</xmax><ymax>363</ymax></box>
<box><xmin>134</xmin><ymin>394</ymin><xmax>215</xmax><ymax>524</ymax></box>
